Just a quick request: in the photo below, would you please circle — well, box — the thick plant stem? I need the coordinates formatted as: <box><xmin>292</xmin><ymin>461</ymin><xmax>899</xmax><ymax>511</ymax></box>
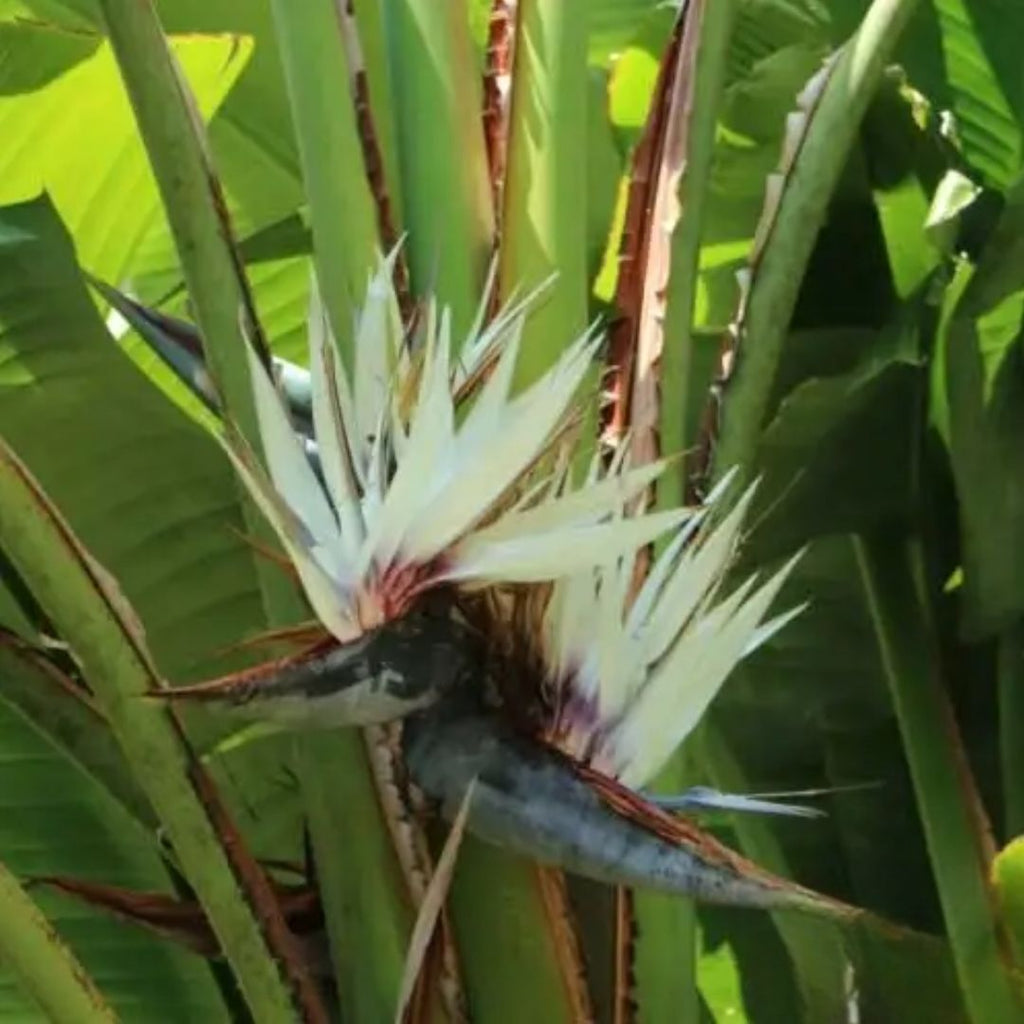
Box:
<box><xmin>96</xmin><ymin>0</ymin><xmax>292</xmax><ymax>625</ymax></box>
<box><xmin>269</xmin><ymin>0</ymin><xmax>382</xmax><ymax>362</ymax></box>
<box><xmin>382</xmin><ymin>0</ymin><xmax>494</xmax><ymax>333</ymax></box>
<box><xmin>661</xmin><ymin>0</ymin><xmax>738</xmax><ymax>510</ymax></box>
<box><xmin>854</xmin><ymin>532</ymin><xmax>1024</xmax><ymax>1024</ymax></box>
<box><xmin>636</xmin><ymin>5</ymin><xmax>740</xmax><ymax>1016</ymax></box>
<box><xmin>0</xmin><ymin>440</ymin><xmax>325</xmax><ymax>1022</ymax></box>
<box><xmin>97</xmin><ymin>0</ymin><xmax>264</xmax><ymax>458</ymax></box>
<box><xmin>499</xmin><ymin>0</ymin><xmax>588</xmax><ymax>386</ymax></box>
<box><xmin>0</xmin><ymin>859</ymin><xmax>116</xmax><ymax>1023</ymax></box>
<box><xmin>711</xmin><ymin>0</ymin><xmax>921</xmax><ymax>489</ymax></box>
<box><xmin>98</xmin><ymin>2</ymin><xmax>426</xmax><ymax>1018</ymax></box>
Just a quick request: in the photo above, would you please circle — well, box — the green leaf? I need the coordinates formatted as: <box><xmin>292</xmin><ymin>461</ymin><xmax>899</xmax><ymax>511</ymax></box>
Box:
<box><xmin>0</xmin><ymin>640</ymin><xmax>157</xmax><ymax>834</ymax></box>
<box><xmin>708</xmin><ymin>537</ymin><xmax>968</xmax><ymax>1019</ymax></box>
<box><xmin>499</xmin><ymin>0</ymin><xmax>588</xmax><ymax>387</ymax></box>
<box><xmin>8</xmin><ymin>0</ymin><xmax>307</xmax><ymax>243</ymax></box>
<box><xmin>931</xmin><ymin>0</ymin><xmax>1022</xmax><ymax>189</ymax></box>
<box><xmin>0</xmin><ymin>194</ymin><xmax>263</xmax><ymax>685</ymax></box>
<box><xmin>942</xmin><ymin>269</ymin><xmax>1024</xmax><ymax>638</ymax></box>
<box><xmin>269</xmin><ymin>0</ymin><xmax>381</xmax><ymax>362</ymax></box>
<box><xmin>698</xmin><ymin>725</ymin><xmax>852</xmax><ymax>1022</ymax></box>
<box><xmin>0</xmin><ymin>17</ymin><xmax>98</xmax><ymax>92</ymax></box>
<box><xmin>0</xmin><ymin>693</ymin><xmax>224</xmax><ymax>1020</ymax></box>
<box><xmin>0</xmin><ymin>190</ymin><xmax>308</xmax><ymax>978</ymax></box>
<box><xmin>993</xmin><ymin>837</ymin><xmax>1024</xmax><ymax>964</ymax></box>
<box><xmin>962</xmin><ymin>173</ymin><xmax>1024</xmax><ymax>315</ymax></box>
<box><xmin>712</xmin><ymin>0</ymin><xmax>923</xmax><ymax>490</ymax></box>
<box><xmin>998</xmin><ymin>622</ymin><xmax>1024</xmax><ymax>837</ymax></box>
<box><xmin>746</xmin><ymin>322</ymin><xmax>923</xmax><ymax>562</ymax></box>
<box><xmin>855</xmin><ymin>531</ymin><xmax>1024</xmax><ymax>1022</ymax></box>
<box><xmin>0</xmin><ymin>855</ymin><xmax>116</xmax><ymax>1023</ymax></box>
<box><xmin>0</xmin><ymin>416</ymin><xmax>320</xmax><ymax>1017</ymax></box>
<box><xmin>925</xmin><ymin>169</ymin><xmax>982</xmax><ymax>254</ymax></box>
<box><xmin>587</xmin><ymin>0</ymin><xmax>665</xmax><ymax>64</ymax></box>
<box><xmin>382</xmin><ymin>0</ymin><xmax>493</xmax><ymax>332</ymax></box>
<box><xmin>0</xmin><ymin>20</ymin><xmax>251</xmax><ymax>282</ymax></box>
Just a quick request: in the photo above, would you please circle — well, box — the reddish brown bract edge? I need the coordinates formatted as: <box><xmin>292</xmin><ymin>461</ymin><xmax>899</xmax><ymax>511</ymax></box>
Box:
<box><xmin>185</xmin><ymin>753</ymin><xmax>330</xmax><ymax>1021</ymax></box>
<box><xmin>33</xmin><ymin>876</ymin><xmax>322</xmax><ymax>960</ymax></box>
<box><xmin>599</xmin><ymin>17</ymin><xmax>705</xmax><ymax>1004</ymax></box>
<box><xmin>612</xmin><ymin>887</ymin><xmax>637</xmax><ymax>1024</ymax></box>
<box><xmin>146</xmin><ymin>641</ymin><xmax>333</xmax><ymax>702</ymax></box>
<box><xmin>482</xmin><ymin>0</ymin><xmax>518</xmax><ymax>224</ymax></box>
<box><xmin>577</xmin><ymin>762</ymin><xmax>860</xmax><ymax>921</ymax></box>
<box><xmin>534</xmin><ymin>866</ymin><xmax>596</xmax><ymax>1023</ymax></box>
<box><xmin>340</xmin><ymin>0</ymin><xmax>413</xmax><ymax>321</ymax></box>
<box><xmin>601</xmin><ymin>9</ymin><xmax>687</xmax><ymax>461</ymax></box>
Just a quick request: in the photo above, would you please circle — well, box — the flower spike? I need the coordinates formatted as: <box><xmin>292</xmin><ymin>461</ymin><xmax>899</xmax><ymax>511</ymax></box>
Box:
<box><xmin>143</xmin><ymin>254</ymin><xmax>844</xmax><ymax>916</ymax></box>
<box><xmin>166</xmin><ymin>252</ymin><xmax>682</xmax><ymax>724</ymax></box>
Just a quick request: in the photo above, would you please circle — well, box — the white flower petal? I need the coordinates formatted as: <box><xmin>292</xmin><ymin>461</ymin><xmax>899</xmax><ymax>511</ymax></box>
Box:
<box><xmin>365</xmin><ymin>313</ymin><xmax>454</xmax><ymax>570</ymax></box>
<box><xmin>309</xmin><ymin>277</ymin><xmax>364</xmax><ymax>566</ymax></box>
<box><xmin>477</xmin><ymin>457</ymin><xmax>675</xmax><ymax>546</ymax></box>
<box><xmin>245</xmin><ymin>341</ymin><xmax>339</xmax><ymax>551</ymax></box>
<box><xmin>403</xmin><ymin>330</ymin><xmax>602</xmax><ymax>561</ymax></box>
<box><xmin>218</xmin><ymin>431</ymin><xmax>360</xmax><ymax>643</ymax></box>
<box><xmin>445</xmin><ymin>507</ymin><xmax>686</xmax><ymax>584</ymax></box>
<box><xmin>354</xmin><ymin>250</ymin><xmax>402</xmax><ymax>463</ymax></box>
<box><xmin>639</xmin><ymin>483</ymin><xmax>758</xmax><ymax>665</ymax></box>
<box><xmin>614</xmin><ymin>554</ymin><xmax>802</xmax><ymax>787</ymax></box>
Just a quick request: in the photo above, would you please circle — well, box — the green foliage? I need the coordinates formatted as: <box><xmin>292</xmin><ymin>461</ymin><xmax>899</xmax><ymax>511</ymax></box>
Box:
<box><xmin>0</xmin><ymin>0</ymin><xmax>1023</xmax><ymax>1021</ymax></box>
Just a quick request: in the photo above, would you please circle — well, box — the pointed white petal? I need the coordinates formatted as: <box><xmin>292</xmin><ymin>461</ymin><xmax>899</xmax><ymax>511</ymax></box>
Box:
<box><xmin>365</xmin><ymin>317</ymin><xmax>454</xmax><ymax>570</ymax></box>
<box><xmin>457</xmin><ymin>274</ymin><xmax>555</xmax><ymax>388</ymax></box>
<box><xmin>218</xmin><ymin>431</ymin><xmax>361</xmax><ymax>643</ymax></box>
<box><xmin>615</xmin><ymin>554</ymin><xmax>802</xmax><ymax>787</ymax></box>
<box><xmin>458</xmin><ymin>315</ymin><xmax>523</xmax><ymax>442</ymax></box>
<box><xmin>626</xmin><ymin>507</ymin><xmax>708</xmax><ymax>635</ymax></box>
<box><xmin>640</xmin><ymin>483</ymin><xmax>759</xmax><ymax>665</ymax></box>
<box><xmin>611</xmin><ymin>583</ymin><xmax>754</xmax><ymax>787</ymax></box>
<box><xmin>444</xmin><ymin>507</ymin><xmax>687</xmax><ymax>584</ymax></box>
<box><xmin>404</xmin><ymin>330</ymin><xmax>602</xmax><ymax>561</ymax></box>
<box><xmin>310</xmin><ymin>283</ymin><xmax>365</xmax><ymax>565</ymax></box>
<box><xmin>354</xmin><ymin>252</ymin><xmax>401</xmax><ymax>461</ymax></box>
<box><xmin>245</xmin><ymin>341</ymin><xmax>339</xmax><ymax>551</ymax></box>
<box><xmin>474</xmin><ymin>458</ymin><xmax>676</xmax><ymax>547</ymax></box>
<box><xmin>545</xmin><ymin>568</ymin><xmax>599</xmax><ymax>690</ymax></box>
<box><xmin>740</xmin><ymin>599</ymin><xmax>807</xmax><ymax>658</ymax></box>
<box><xmin>362</xmin><ymin>397</ymin><xmax>392</xmax><ymax>522</ymax></box>
<box><xmin>593</xmin><ymin>555</ymin><xmax>633</xmax><ymax>713</ymax></box>
<box><xmin>648</xmin><ymin>787</ymin><xmax>824</xmax><ymax>819</ymax></box>
<box><xmin>455</xmin><ymin>256</ymin><xmax>499</xmax><ymax>384</ymax></box>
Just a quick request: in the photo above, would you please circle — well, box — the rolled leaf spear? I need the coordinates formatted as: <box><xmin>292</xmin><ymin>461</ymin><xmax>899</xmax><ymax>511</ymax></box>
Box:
<box><xmin>128</xmin><ymin>261</ymin><xmax>856</xmax><ymax>920</ymax></box>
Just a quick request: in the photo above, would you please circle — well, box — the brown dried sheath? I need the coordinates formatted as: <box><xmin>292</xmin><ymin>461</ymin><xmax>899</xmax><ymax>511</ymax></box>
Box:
<box><xmin>33</xmin><ymin>877</ymin><xmax>323</xmax><ymax>961</ymax></box>
<box><xmin>601</xmin><ymin>9</ymin><xmax>688</xmax><ymax>458</ymax></box>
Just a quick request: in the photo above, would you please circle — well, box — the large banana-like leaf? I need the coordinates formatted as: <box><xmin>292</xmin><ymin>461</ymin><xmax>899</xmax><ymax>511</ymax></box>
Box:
<box><xmin>0</xmin><ymin>18</ymin><xmax>251</xmax><ymax>282</ymax></box>
<box><xmin>8</xmin><ymin>0</ymin><xmax>307</xmax><ymax>266</ymax></box>
<box><xmin>0</xmin><ymin>193</ymin><xmax>308</xmax><ymax>1013</ymax></box>
<box><xmin>0</xmin><ymin>693</ymin><xmax>226</xmax><ymax>1020</ymax></box>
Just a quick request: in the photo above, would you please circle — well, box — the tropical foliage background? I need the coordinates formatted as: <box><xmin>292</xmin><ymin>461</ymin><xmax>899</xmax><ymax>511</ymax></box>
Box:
<box><xmin>0</xmin><ymin>0</ymin><xmax>1022</xmax><ymax>1020</ymax></box>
